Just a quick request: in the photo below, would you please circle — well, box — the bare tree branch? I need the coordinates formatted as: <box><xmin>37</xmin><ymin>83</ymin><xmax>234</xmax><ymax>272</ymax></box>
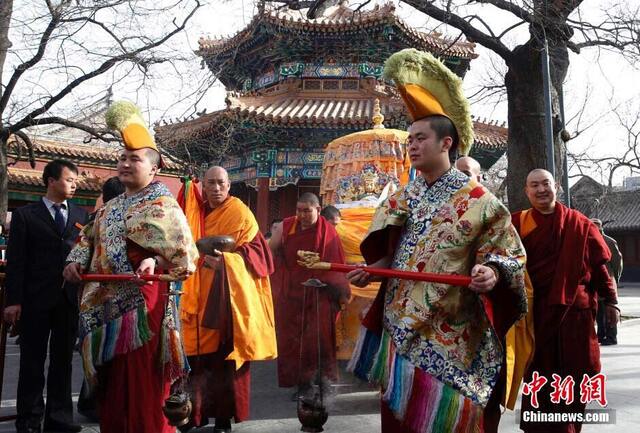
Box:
<box><xmin>27</xmin><ymin>116</ymin><xmax>119</xmax><ymax>142</ymax></box>
<box><xmin>0</xmin><ymin>8</ymin><xmax>60</xmax><ymax>115</ymax></box>
<box><xmin>13</xmin><ymin>129</ymin><xmax>36</xmax><ymax>168</ymax></box>
<box><xmin>7</xmin><ymin>0</ymin><xmax>202</xmax><ymax>134</ymax></box>
<box><xmin>476</xmin><ymin>0</ymin><xmax>533</xmax><ymax>23</ymax></box>
<box><xmin>401</xmin><ymin>0</ymin><xmax>513</xmax><ymax>61</ymax></box>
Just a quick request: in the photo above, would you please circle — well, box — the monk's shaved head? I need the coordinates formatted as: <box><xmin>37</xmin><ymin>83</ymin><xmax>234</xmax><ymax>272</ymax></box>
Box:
<box><xmin>525</xmin><ymin>168</ymin><xmax>557</xmax><ymax>214</ymax></box>
<box><xmin>296</xmin><ymin>192</ymin><xmax>321</xmax><ymax>230</ymax></box>
<box><xmin>455</xmin><ymin>156</ymin><xmax>482</xmax><ymax>182</ymax></box>
<box><xmin>526</xmin><ymin>168</ymin><xmax>553</xmax><ymax>185</ymax></box>
<box><xmin>205</xmin><ymin>165</ymin><xmax>229</xmax><ymax>183</ymax></box>
<box><xmin>297</xmin><ymin>192</ymin><xmax>320</xmax><ymax>207</ymax></box>
<box><xmin>204</xmin><ymin>165</ymin><xmax>231</xmax><ymax>208</ymax></box>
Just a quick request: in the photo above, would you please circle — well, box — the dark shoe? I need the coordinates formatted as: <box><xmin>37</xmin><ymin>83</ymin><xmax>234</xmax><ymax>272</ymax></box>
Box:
<box><xmin>42</xmin><ymin>419</ymin><xmax>82</xmax><ymax>432</ymax></box>
<box><xmin>214</xmin><ymin>418</ymin><xmax>231</xmax><ymax>433</ymax></box>
<box><xmin>177</xmin><ymin>416</ymin><xmax>208</xmax><ymax>433</ymax></box>
<box><xmin>17</xmin><ymin>427</ymin><xmax>41</xmax><ymax>433</ymax></box>
<box><xmin>77</xmin><ymin>407</ymin><xmax>98</xmax><ymax>422</ymax></box>
<box><xmin>601</xmin><ymin>340</ymin><xmax>618</xmax><ymax>346</ymax></box>
<box><xmin>177</xmin><ymin>420</ymin><xmax>195</xmax><ymax>433</ymax></box>
<box><xmin>199</xmin><ymin>417</ymin><xmax>210</xmax><ymax>428</ymax></box>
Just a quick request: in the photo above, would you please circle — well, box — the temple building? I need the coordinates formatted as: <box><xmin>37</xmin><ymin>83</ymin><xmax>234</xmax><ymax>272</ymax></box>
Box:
<box><xmin>156</xmin><ymin>2</ymin><xmax>508</xmax><ymax>230</ymax></box>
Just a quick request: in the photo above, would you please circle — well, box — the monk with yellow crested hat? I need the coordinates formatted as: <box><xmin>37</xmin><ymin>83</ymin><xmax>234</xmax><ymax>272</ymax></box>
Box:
<box><xmin>64</xmin><ymin>100</ymin><xmax>199</xmax><ymax>433</ymax></box>
<box><xmin>346</xmin><ymin>49</ymin><xmax>528</xmax><ymax>433</ymax></box>
<box><xmin>105</xmin><ymin>100</ymin><xmax>165</xmax><ymax>167</ymax></box>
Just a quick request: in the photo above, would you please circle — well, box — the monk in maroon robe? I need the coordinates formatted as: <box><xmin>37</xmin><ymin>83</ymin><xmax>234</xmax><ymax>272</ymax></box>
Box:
<box><xmin>181</xmin><ymin>166</ymin><xmax>278</xmax><ymax>433</ymax></box>
<box><xmin>269</xmin><ymin>193</ymin><xmax>350</xmax><ymax>396</ymax></box>
<box><xmin>513</xmin><ymin>169</ymin><xmax>619</xmax><ymax>433</ymax></box>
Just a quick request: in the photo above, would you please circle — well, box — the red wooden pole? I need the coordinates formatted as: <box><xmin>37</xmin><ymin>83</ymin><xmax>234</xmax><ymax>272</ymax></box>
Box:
<box><xmin>256</xmin><ymin>177</ymin><xmax>270</xmax><ymax>233</ymax></box>
<box><xmin>80</xmin><ymin>274</ymin><xmax>167</xmax><ymax>282</ymax></box>
<box><xmin>323</xmin><ymin>263</ymin><xmax>472</xmax><ymax>287</ymax></box>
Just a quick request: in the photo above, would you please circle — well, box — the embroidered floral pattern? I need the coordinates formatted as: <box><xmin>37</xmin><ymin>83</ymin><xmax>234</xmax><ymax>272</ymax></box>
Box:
<box><xmin>371</xmin><ymin>168</ymin><xmax>527</xmax><ymax>406</ymax></box>
<box><xmin>67</xmin><ymin>181</ymin><xmax>199</xmax><ymax>371</ymax></box>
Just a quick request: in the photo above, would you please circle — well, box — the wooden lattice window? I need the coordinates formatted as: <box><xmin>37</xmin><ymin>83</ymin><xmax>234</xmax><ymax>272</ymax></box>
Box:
<box><xmin>341</xmin><ymin>79</ymin><xmax>359</xmax><ymax>90</ymax></box>
<box><xmin>322</xmin><ymin>80</ymin><xmax>339</xmax><ymax>91</ymax></box>
<box><xmin>303</xmin><ymin>79</ymin><xmax>321</xmax><ymax>90</ymax></box>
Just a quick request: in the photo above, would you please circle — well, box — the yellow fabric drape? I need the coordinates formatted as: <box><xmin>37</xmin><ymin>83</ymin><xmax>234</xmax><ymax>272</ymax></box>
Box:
<box><xmin>503</xmin><ymin>209</ymin><xmax>536</xmax><ymax>409</ymax></box>
<box><xmin>178</xmin><ymin>180</ymin><xmax>203</xmax><ymax>317</ymax></box>
<box><xmin>334</xmin><ymin>207</ymin><xmax>380</xmax><ymax>359</ymax></box>
<box><xmin>504</xmin><ymin>272</ymin><xmax>535</xmax><ymax>409</ymax></box>
<box><xmin>335</xmin><ymin>207</ymin><xmax>379</xmax><ymax>299</ymax></box>
<box><xmin>180</xmin><ymin>197</ymin><xmax>277</xmax><ymax>367</ymax></box>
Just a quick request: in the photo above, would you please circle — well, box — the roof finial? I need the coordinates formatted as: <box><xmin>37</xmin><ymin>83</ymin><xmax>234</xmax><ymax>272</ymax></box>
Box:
<box><xmin>372</xmin><ymin>98</ymin><xmax>385</xmax><ymax>129</ymax></box>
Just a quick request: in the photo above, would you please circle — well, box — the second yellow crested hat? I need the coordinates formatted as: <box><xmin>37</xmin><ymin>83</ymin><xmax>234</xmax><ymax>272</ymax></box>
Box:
<box><xmin>383</xmin><ymin>48</ymin><xmax>474</xmax><ymax>156</ymax></box>
<box><xmin>105</xmin><ymin>100</ymin><xmax>164</xmax><ymax>167</ymax></box>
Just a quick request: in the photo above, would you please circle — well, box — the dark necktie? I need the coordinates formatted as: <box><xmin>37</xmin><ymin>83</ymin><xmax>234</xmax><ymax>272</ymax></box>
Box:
<box><xmin>52</xmin><ymin>203</ymin><xmax>66</xmax><ymax>235</ymax></box>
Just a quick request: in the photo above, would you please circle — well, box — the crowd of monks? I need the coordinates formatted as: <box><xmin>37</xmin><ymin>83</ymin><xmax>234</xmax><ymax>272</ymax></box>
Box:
<box><xmin>4</xmin><ymin>48</ymin><xmax>621</xmax><ymax>433</ymax></box>
<box><xmin>169</xmin><ymin>162</ymin><xmax>618</xmax><ymax>433</ymax></box>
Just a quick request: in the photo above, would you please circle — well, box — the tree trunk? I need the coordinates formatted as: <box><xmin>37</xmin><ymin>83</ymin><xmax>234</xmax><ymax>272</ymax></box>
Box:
<box><xmin>0</xmin><ymin>133</ymin><xmax>8</xmax><ymax>230</ymax></box>
<box><xmin>505</xmin><ymin>38</ymin><xmax>568</xmax><ymax>211</ymax></box>
<box><xmin>0</xmin><ymin>0</ymin><xmax>13</xmax><ymax>227</ymax></box>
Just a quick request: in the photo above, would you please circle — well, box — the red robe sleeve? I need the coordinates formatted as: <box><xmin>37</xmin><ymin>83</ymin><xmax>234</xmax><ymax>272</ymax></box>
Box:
<box><xmin>235</xmin><ymin>231</ymin><xmax>274</xmax><ymax>278</ymax></box>
<box><xmin>586</xmin><ymin>223</ymin><xmax>616</xmax><ymax>304</ymax></box>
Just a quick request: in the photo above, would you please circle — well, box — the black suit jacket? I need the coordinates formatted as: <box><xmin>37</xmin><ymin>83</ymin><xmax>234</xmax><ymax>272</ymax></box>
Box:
<box><xmin>5</xmin><ymin>200</ymin><xmax>89</xmax><ymax>311</ymax></box>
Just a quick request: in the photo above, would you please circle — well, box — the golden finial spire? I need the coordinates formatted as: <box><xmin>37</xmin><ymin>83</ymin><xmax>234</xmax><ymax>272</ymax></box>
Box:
<box><xmin>372</xmin><ymin>98</ymin><xmax>385</xmax><ymax>129</ymax></box>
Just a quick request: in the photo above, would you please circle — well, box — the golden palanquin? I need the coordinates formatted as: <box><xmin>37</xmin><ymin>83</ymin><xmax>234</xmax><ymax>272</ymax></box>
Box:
<box><xmin>321</xmin><ymin>100</ymin><xmax>411</xmax><ymax>359</ymax></box>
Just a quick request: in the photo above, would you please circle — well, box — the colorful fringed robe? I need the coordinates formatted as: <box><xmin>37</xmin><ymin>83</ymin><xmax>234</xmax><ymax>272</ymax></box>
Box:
<box><xmin>67</xmin><ymin>181</ymin><xmax>199</xmax><ymax>383</ymax></box>
<box><xmin>347</xmin><ymin>169</ymin><xmax>527</xmax><ymax>433</ymax></box>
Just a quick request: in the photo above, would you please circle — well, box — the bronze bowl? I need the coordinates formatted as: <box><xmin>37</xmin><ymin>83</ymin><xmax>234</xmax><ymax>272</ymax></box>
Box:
<box><xmin>196</xmin><ymin>235</ymin><xmax>236</xmax><ymax>256</ymax></box>
<box><xmin>297</xmin><ymin>396</ymin><xmax>328</xmax><ymax>432</ymax></box>
<box><xmin>162</xmin><ymin>392</ymin><xmax>192</xmax><ymax>427</ymax></box>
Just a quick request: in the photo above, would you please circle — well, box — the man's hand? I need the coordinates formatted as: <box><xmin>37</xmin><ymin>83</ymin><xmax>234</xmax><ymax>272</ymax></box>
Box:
<box><xmin>202</xmin><ymin>250</ymin><xmax>223</xmax><ymax>270</ymax></box>
<box><xmin>346</xmin><ymin>256</ymin><xmax>392</xmax><ymax>287</ymax></box>
<box><xmin>3</xmin><ymin>305</ymin><xmax>21</xmax><ymax>325</ymax></box>
<box><xmin>605</xmin><ymin>304</ymin><xmax>620</xmax><ymax>326</ymax></box>
<box><xmin>469</xmin><ymin>264</ymin><xmax>498</xmax><ymax>293</ymax></box>
<box><xmin>63</xmin><ymin>262</ymin><xmax>83</xmax><ymax>283</ymax></box>
<box><xmin>133</xmin><ymin>257</ymin><xmax>156</xmax><ymax>286</ymax></box>
<box><xmin>346</xmin><ymin>267</ymin><xmax>372</xmax><ymax>288</ymax></box>
<box><xmin>268</xmin><ymin>222</ymin><xmax>283</xmax><ymax>253</ymax></box>
<box><xmin>271</xmin><ymin>221</ymin><xmax>283</xmax><ymax>239</ymax></box>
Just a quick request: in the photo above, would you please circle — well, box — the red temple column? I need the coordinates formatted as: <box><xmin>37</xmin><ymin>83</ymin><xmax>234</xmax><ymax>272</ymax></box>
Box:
<box><xmin>256</xmin><ymin>177</ymin><xmax>270</xmax><ymax>233</ymax></box>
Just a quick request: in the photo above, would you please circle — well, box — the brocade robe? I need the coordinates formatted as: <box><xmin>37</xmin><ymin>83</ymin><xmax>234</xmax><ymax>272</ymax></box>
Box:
<box><xmin>349</xmin><ymin>168</ymin><xmax>527</xmax><ymax>433</ymax></box>
<box><xmin>67</xmin><ymin>181</ymin><xmax>199</xmax><ymax>433</ymax></box>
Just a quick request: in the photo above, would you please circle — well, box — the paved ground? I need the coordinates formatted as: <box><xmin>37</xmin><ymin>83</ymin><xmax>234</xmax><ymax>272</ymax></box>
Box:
<box><xmin>1</xmin><ymin>284</ymin><xmax>639</xmax><ymax>432</ymax></box>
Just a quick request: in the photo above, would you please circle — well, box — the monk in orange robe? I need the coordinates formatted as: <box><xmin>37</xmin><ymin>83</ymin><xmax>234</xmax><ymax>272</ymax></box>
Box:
<box><xmin>180</xmin><ymin>166</ymin><xmax>277</xmax><ymax>433</ymax></box>
<box><xmin>513</xmin><ymin>169</ymin><xmax>619</xmax><ymax>433</ymax></box>
<box><xmin>269</xmin><ymin>193</ymin><xmax>350</xmax><ymax>397</ymax></box>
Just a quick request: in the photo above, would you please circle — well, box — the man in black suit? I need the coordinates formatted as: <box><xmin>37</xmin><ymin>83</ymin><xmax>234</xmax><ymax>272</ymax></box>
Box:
<box><xmin>4</xmin><ymin>160</ymin><xmax>88</xmax><ymax>433</ymax></box>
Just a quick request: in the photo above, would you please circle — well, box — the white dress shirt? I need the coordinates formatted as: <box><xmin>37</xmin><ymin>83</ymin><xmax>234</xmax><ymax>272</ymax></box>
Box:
<box><xmin>42</xmin><ymin>197</ymin><xmax>69</xmax><ymax>226</ymax></box>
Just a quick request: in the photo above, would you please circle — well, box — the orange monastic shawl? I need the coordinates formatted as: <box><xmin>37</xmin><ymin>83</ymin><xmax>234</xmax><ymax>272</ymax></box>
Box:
<box><xmin>180</xmin><ymin>197</ymin><xmax>277</xmax><ymax>367</ymax></box>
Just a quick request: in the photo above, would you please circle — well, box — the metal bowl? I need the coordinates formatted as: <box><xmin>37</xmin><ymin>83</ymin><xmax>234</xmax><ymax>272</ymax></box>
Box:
<box><xmin>162</xmin><ymin>393</ymin><xmax>192</xmax><ymax>427</ymax></box>
<box><xmin>196</xmin><ymin>235</ymin><xmax>236</xmax><ymax>255</ymax></box>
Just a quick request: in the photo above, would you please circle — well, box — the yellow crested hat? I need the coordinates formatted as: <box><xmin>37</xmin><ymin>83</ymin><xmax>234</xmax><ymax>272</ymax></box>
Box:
<box><xmin>105</xmin><ymin>100</ymin><xmax>164</xmax><ymax>167</ymax></box>
<box><xmin>383</xmin><ymin>48</ymin><xmax>474</xmax><ymax>155</ymax></box>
